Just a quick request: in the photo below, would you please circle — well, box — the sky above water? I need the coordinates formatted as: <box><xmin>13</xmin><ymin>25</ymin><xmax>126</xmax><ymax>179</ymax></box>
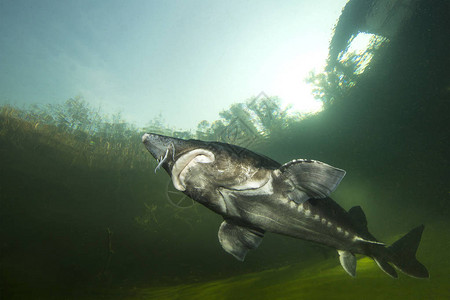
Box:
<box><xmin>0</xmin><ymin>0</ymin><xmax>348</xmax><ymax>130</ymax></box>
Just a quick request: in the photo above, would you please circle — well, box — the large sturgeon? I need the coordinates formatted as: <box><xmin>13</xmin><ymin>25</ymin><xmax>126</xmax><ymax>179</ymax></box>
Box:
<box><xmin>142</xmin><ymin>133</ymin><xmax>429</xmax><ymax>278</ymax></box>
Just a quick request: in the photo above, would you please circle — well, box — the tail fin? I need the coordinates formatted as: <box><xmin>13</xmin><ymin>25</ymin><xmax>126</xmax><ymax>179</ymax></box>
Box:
<box><xmin>388</xmin><ymin>225</ymin><xmax>429</xmax><ymax>278</ymax></box>
<box><xmin>375</xmin><ymin>225</ymin><xmax>429</xmax><ymax>278</ymax></box>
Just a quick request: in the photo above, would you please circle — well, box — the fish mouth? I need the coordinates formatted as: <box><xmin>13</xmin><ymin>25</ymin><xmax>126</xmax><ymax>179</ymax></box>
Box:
<box><xmin>171</xmin><ymin>149</ymin><xmax>215</xmax><ymax>191</ymax></box>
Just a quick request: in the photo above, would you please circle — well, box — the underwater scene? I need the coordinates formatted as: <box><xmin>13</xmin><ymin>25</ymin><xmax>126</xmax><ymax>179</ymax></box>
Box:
<box><xmin>1</xmin><ymin>1</ymin><xmax>449</xmax><ymax>299</ymax></box>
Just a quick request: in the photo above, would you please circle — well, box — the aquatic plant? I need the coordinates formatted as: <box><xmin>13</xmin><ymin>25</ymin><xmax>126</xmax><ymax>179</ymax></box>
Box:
<box><xmin>1</xmin><ymin>92</ymin><xmax>299</xmax><ymax>172</ymax></box>
<box><xmin>0</xmin><ymin>95</ymin><xmax>298</xmax><ymax>260</ymax></box>
<box><xmin>0</xmin><ymin>98</ymin><xmax>154</xmax><ymax>170</ymax></box>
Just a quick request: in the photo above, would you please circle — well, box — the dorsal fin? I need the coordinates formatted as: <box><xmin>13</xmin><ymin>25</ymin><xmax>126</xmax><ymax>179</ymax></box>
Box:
<box><xmin>348</xmin><ymin>206</ymin><xmax>384</xmax><ymax>245</ymax></box>
<box><xmin>348</xmin><ymin>206</ymin><xmax>368</xmax><ymax>233</ymax></box>
<box><xmin>279</xmin><ymin>159</ymin><xmax>346</xmax><ymax>199</ymax></box>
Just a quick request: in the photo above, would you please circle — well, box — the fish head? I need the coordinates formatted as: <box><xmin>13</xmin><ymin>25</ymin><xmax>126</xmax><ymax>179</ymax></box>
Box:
<box><xmin>142</xmin><ymin>133</ymin><xmax>279</xmax><ymax>192</ymax></box>
<box><xmin>142</xmin><ymin>133</ymin><xmax>207</xmax><ymax>175</ymax></box>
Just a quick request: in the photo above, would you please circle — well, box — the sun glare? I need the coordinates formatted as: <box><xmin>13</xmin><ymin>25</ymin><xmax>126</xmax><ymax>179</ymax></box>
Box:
<box><xmin>348</xmin><ymin>32</ymin><xmax>374</xmax><ymax>53</ymax></box>
<box><xmin>270</xmin><ymin>52</ymin><xmax>326</xmax><ymax>116</ymax></box>
<box><xmin>339</xmin><ymin>32</ymin><xmax>388</xmax><ymax>74</ymax></box>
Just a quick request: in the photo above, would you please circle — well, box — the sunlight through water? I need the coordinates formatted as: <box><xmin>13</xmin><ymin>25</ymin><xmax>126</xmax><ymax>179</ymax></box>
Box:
<box><xmin>339</xmin><ymin>32</ymin><xmax>388</xmax><ymax>75</ymax></box>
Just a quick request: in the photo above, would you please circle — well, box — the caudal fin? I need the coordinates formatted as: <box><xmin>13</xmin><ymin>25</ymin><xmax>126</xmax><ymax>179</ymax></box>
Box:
<box><xmin>388</xmin><ymin>225</ymin><xmax>429</xmax><ymax>278</ymax></box>
<box><xmin>375</xmin><ymin>225</ymin><xmax>429</xmax><ymax>278</ymax></box>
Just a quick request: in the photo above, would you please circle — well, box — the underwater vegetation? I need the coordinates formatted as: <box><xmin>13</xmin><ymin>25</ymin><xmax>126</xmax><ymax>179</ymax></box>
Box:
<box><xmin>0</xmin><ymin>94</ymin><xmax>313</xmax><ymax>297</ymax></box>
<box><xmin>1</xmin><ymin>0</ymin><xmax>449</xmax><ymax>299</ymax></box>
<box><xmin>0</xmin><ymin>101</ymin><xmax>145</xmax><ymax>171</ymax></box>
<box><xmin>0</xmin><ymin>94</ymin><xmax>294</xmax><ymax>171</ymax></box>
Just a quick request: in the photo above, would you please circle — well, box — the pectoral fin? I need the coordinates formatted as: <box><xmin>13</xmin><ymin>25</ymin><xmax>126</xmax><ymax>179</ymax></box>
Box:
<box><xmin>218</xmin><ymin>220</ymin><xmax>264</xmax><ymax>261</ymax></box>
<box><xmin>280</xmin><ymin>159</ymin><xmax>346</xmax><ymax>199</ymax></box>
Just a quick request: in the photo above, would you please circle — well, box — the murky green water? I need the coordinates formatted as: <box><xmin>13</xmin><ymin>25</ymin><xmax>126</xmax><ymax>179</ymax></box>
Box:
<box><xmin>1</xmin><ymin>1</ymin><xmax>449</xmax><ymax>299</ymax></box>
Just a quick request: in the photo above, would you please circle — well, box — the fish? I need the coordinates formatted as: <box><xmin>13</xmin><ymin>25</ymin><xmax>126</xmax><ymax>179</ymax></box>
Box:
<box><xmin>142</xmin><ymin>133</ymin><xmax>429</xmax><ymax>278</ymax></box>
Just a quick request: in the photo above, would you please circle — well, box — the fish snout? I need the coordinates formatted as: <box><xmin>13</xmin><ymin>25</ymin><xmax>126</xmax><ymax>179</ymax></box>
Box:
<box><xmin>142</xmin><ymin>133</ymin><xmax>151</xmax><ymax>144</ymax></box>
<box><xmin>142</xmin><ymin>133</ymin><xmax>167</xmax><ymax>146</ymax></box>
<box><xmin>142</xmin><ymin>133</ymin><xmax>174</xmax><ymax>160</ymax></box>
